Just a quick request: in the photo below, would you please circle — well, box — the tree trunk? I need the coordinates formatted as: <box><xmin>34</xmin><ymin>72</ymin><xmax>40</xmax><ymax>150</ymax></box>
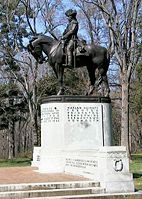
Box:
<box><xmin>8</xmin><ymin>121</ymin><xmax>15</xmax><ymax>159</ymax></box>
<box><xmin>32</xmin><ymin>112</ymin><xmax>40</xmax><ymax>146</ymax></box>
<box><xmin>121</xmin><ymin>71</ymin><xmax>130</xmax><ymax>156</ymax></box>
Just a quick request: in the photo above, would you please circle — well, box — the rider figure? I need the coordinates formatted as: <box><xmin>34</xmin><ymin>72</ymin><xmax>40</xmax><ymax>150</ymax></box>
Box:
<box><xmin>61</xmin><ymin>9</ymin><xmax>78</xmax><ymax>68</ymax></box>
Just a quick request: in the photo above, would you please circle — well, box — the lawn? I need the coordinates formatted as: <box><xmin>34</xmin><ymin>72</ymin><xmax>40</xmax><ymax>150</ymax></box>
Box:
<box><xmin>0</xmin><ymin>158</ymin><xmax>31</xmax><ymax>167</ymax></box>
<box><xmin>130</xmin><ymin>154</ymin><xmax>142</xmax><ymax>191</ymax></box>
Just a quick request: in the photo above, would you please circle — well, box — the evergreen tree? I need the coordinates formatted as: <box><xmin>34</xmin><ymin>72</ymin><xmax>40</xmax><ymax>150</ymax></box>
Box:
<box><xmin>0</xmin><ymin>0</ymin><xmax>30</xmax><ymax>159</ymax></box>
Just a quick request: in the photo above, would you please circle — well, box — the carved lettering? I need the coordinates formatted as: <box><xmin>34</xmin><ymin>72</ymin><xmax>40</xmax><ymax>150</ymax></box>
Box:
<box><xmin>41</xmin><ymin>107</ymin><xmax>60</xmax><ymax>123</ymax></box>
<box><xmin>67</xmin><ymin>106</ymin><xmax>99</xmax><ymax>123</ymax></box>
<box><xmin>65</xmin><ymin>158</ymin><xmax>98</xmax><ymax>169</ymax></box>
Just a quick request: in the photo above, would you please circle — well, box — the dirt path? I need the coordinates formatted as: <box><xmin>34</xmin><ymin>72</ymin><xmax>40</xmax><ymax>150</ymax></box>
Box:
<box><xmin>0</xmin><ymin>166</ymin><xmax>87</xmax><ymax>184</ymax></box>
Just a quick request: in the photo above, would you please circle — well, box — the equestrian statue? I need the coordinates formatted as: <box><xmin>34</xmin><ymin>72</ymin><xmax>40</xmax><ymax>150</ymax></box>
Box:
<box><xmin>27</xmin><ymin>9</ymin><xmax>110</xmax><ymax>96</ymax></box>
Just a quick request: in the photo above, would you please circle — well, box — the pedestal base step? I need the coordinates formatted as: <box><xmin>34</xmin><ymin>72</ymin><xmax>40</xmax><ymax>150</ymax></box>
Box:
<box><xmin>25</xmin><ymin>191</ymin><xmax>142</xmax><ymax>199</ymax></box>
<box><xmin>0</xmin><ymin>181</ymin><xmax>104</xmax><ymax>199</ymax></box>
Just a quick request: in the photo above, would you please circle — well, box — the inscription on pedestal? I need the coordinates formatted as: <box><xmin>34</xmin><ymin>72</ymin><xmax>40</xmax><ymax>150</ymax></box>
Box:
<box><xmin>67</xmin><ymin>106</ymin><xmax>99</xmax><ymax>123</ymax></box>
<box><xmin>41</xmin><ymin>107</ymin><xmax>59</xmax><ymax>123</ymax></box>
<box><xmin>65</xmin><ymin>158</ymin><xmax>98</xmax><ymax>169</ymax></box>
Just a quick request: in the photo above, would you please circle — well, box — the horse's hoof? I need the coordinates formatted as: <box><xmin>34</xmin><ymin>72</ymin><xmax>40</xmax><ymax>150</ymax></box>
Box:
<box><xmin>57</xmin><ymin>91</ymin><xmax>62</xmax><ymax>95</ymax></box>
<box><xmin>57</xmin><ymin>88</ymin><xmax>64</xmax><ymax>95</ymax></box>
<box><xmin>105</xmin><ymin>93</ymin><xmax>110</xmax><ymax>97</ymax></box>
<box><xmin>87</xmin><ymin>91</ymin><xmax>93</xmax><ymax>96</ymax></box>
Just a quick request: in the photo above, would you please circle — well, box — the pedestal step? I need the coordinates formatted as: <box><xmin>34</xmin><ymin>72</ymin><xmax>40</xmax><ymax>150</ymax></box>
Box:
<box><xmin>0</xmin><ymin>181</ymin><xmax>100</xmax><ymax>192</ymax></box>
<box><xmin>0</xmin><ymin>181</ymin><xmax>105</xmax><ymax>198</ymax></box>
<box><xmin>25</xmin><ymin>191</ymin><xmax>142</xmax><ymax>199</ymax></box>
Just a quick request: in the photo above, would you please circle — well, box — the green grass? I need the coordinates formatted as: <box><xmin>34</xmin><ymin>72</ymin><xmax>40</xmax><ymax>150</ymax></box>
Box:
<box><xmin>0</xmin><ymin>158</ymin><xmax>31</xmax><ymax>167</ymax></box>
<box><xmin>130</xmin><ymin>154</ymin><xmax>142</xmax><ymax>191</ymax></box>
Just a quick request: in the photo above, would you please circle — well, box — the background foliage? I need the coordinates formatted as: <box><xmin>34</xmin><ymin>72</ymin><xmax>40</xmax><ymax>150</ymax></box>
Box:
<box><xmin>0</xmin><ymin>0</ymin><xmax>142</xmax><ymax>159</ymax></box>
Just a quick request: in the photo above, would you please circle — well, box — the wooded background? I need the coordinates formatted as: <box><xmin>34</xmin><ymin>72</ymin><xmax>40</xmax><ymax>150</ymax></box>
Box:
<box><xmin>0</xmin><ymin>0</ymin><xmax>142</xmax><ymax>159</ymax></box>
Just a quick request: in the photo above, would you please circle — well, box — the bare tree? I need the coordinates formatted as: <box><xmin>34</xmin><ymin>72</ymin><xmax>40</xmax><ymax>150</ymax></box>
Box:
<box><xmin>18</xmin><ymin>0</ymin><xmax>65</xmax><ymax>148</ymax></box>
<box><xmin>85</xmin><ymin>0</ymin><xmax>142</xmax><ymax>154</ymax></box>
<box><xmin>0</xmin><ymin>0</ymin><xmax>64</xmax><ymax>152</ymax></box>
<box><xmin>72</xmin><ymin>0</ymin><xmax>107</xmax><ymax>45</ymax></box>
<box><xmin>21</xmin><ymin>0</ymin><xmax>63</xmax><ymax>38</ymax></box>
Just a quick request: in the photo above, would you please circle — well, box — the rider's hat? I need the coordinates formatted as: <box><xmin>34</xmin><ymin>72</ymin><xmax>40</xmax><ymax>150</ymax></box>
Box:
<box><xmin>65</xmin><ymin>9</ymin><xmax>77</xmax><ymax>17</ymax></box>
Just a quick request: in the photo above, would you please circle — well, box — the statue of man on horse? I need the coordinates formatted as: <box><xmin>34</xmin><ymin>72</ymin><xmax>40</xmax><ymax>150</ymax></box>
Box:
<box><xmin>27</xmin><ymin>9</ymin><xmax>110</xmax><ymax>97</ymax></box>
<box><xmin>29</xmin><ymin>9</ymin><xmax>84</xmax><ymax>67</ymax></box>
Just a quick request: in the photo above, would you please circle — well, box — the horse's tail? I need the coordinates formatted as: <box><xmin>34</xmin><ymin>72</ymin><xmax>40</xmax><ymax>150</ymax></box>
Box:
<box><xmin>106</xmin><ymin>48</ymin><xmax>110</xmax><ymax>67</ymax></box>
<box><xmin>106</xmin><ymin>48</ymin><xmax>110</xmax><ymax>61</ymax></box>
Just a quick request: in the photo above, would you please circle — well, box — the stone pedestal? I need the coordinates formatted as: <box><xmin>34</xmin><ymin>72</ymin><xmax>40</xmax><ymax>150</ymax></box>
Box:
<box><xmin>33</xmin><ymin>95</ymin><xmax>134</xmax><ymax>193</ymax></box>
<box><xmin>39</xmin><ymin>96</ymin><xmax>112</xmax><ymax>172</ymax></box>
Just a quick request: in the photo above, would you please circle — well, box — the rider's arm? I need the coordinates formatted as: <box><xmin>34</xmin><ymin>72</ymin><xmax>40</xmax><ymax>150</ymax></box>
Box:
<box><xmin>62</xmin><ymin>22</ymin><xmax>78</xmax><ymax>40</ymax></box>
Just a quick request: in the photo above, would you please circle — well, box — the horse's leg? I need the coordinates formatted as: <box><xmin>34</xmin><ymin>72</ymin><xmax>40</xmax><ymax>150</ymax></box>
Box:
<box><xmin>102</xmin><ymin>75</ymin><xmax>110</xmax><ymax>97</ymax></box>
<box><xmin>57</xmin><ymin>64</ymin><xmax>65</xmax><ymax>95</ymax></box>
<box><xmin>97</xmin><ymin>67</ymin><xmax>110</xmax><ymax>97</ymax></box>
<box><xmin>86</xmin><ymin>65</ymin><xmax>96</xmax><ymax>95</ymax></box>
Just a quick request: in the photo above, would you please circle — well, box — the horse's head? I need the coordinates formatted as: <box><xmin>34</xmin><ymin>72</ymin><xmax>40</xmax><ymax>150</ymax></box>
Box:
<box><xmin>27</xmin><ymin>34</ymin><xmax>65</xmax><ymax>65</ymax></box>
<box><xmin>27</xmin><ymin>42</ymin><xmax>44</xmax><ymax>64</ymax></box>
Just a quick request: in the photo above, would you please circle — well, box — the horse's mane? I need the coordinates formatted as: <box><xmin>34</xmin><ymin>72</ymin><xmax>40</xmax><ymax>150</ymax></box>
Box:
<box><xmin>39</xmin><ymin>34</ymin><xmax>55</xmax><ymax>44</ymax></box>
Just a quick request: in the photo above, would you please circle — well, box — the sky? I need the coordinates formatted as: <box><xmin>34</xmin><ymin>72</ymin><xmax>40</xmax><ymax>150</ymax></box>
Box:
<box><xmin>23</xmin><ymin>1</ymin><xmax>75</xmax><ymax>46</ymax></box>
<box><xmin>63</xmin><ymin>1</ymin><xmax>74</xmax><ymax>9</ymax></box>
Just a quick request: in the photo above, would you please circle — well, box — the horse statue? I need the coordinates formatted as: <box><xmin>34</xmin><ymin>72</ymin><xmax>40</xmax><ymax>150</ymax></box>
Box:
<box><xmin>27</xmin><ymin>34</ymin><xmax>110</xmax><ymax>96</ymax></box>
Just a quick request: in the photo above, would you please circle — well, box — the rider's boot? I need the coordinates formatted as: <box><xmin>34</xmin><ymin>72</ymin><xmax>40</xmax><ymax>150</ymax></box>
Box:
<box><xmin>63</xmin><ymin>52</ymin><xmax>73</xmax><ymax>68</ymax></box>
<box><xmin>67</xmin><ymin>54</ymin><xmax>73</xmax><ymax>68</ymax></box>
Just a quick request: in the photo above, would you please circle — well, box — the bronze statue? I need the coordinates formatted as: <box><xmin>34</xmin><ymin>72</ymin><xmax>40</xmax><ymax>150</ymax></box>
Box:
<box><xmin>27</xmin><ymin>10</ymin><xmax>110</xmax><ymax>97</ymax></box>
<box><xmin>61</xmin><ymin>9</ymin><xmax>78</xmax><ymax>68</ymax></box>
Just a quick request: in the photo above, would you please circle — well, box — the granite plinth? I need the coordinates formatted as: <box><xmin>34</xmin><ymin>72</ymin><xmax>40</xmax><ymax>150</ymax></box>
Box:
<box><xmin>32</xmin><ymin>96</ymin><xmax>134</xmax><ymax>193</ymax></box>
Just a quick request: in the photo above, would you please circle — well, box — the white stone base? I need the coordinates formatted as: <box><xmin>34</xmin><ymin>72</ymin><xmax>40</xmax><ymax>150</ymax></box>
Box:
<box><xmin>64</xmin><ymin>146</ymin><xmax>134</xmax><ymax>193</ymax></box>
<box><xmin>31</xmin><ymin>147</ymin><xmax>41</xmax><ymax>167</ymax></box>
<box><xmin>38</xmin><ymin>149</ymin><xmax>65</xmax><ymax>173</ymax></box>
<box><xmin>34</xmin><ymin>96</ymin><xmax>134</xmax><ymax>193</ymax></box>
<box><xmin>35</xmin><ymin>146</ymin><xmax>134</xmax><ymax>193</ymax></box>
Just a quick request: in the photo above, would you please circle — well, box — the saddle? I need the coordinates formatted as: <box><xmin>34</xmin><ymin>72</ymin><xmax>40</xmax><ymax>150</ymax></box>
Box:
<box><xmin>63</xmin><ymin>39</ymin><xmax>89</xmax><ymax>57</ymax></box>
<box><xmin>49</xmin><ymin>39</ymin><xmax>89</xmax><ymax>58</ymax></box>
<box><xmin>75</xmin><ymin>45</ymin><xmax>89</xmax><ymax>56</ymax></box>
<box><xmin>63</xmin><ymin>40</ymin><xmax>89</xmax><ymax>68</ymax></box>
<box><xmin>76</xmin><ymin>39</ymin><xmax>88</xmax><ymax>55</ymax></box>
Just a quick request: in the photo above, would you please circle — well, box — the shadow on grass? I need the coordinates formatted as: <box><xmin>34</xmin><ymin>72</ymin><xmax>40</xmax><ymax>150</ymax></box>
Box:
<box><xmin>133</xmin><ymin>173</ymin><xmax>142</xmax><ymax>179</ymax></box>
<box><xmin>16</xmin><ymin>160</ymin><xmax>31</xmax><ymax>164</ymax></box>
<box><xmin>0</xmin><ymin>158</ymin><xmax>31</xmax><ymax>167</ymax></box>
<box><xmin>131</xmin><ymin>154</ymin><xmax>142</xmax><ymax>161</ymax></box>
